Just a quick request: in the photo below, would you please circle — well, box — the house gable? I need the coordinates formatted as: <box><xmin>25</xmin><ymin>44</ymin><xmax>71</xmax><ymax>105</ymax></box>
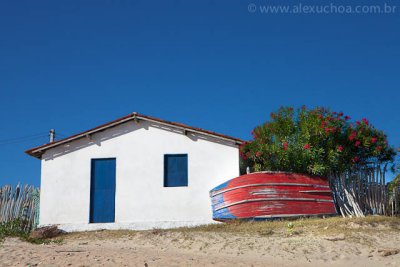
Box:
<box><xmin>26</xmin><ymin>112</ymin><xmax>243</xmax><ymax>159</ymax></box>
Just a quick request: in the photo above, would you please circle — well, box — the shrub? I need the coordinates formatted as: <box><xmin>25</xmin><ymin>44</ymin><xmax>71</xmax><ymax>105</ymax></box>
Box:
<box><xmin>0</xmin><ymin>220</ymin><xmax>59</xmax><ymax>244</ymax></box>
<box><xmin>0</xmin><ymin>219</ymin><xmax>30</xmax><ymax>241</ymax></box>
<box><xmin>240</xmin><ymin>106</ymin><xmax>396</xmax><ymax>176</ymax></box>
<box><xmin>388</xmin><ymin>174</ymin><xmax>400</xmax><ymax>192</ymax></box>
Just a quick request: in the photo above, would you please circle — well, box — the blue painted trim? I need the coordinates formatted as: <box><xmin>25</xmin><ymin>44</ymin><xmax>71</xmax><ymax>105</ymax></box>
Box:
<box><xmin>210</xmin><ymin>180</ymin><xmax>230</xmax><ymax>193</ymax></box>
<box><xmin>210</xmin><ymin>189</ymin><xmax>236</xmax><ymax>220</ymax></box>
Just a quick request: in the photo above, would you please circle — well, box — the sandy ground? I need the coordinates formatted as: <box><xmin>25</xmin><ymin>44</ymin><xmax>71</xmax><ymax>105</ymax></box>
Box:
<box><xmin>0</xmin><ymin>217</ymin><xmax>400</xmax><ymax>266</ymax></box>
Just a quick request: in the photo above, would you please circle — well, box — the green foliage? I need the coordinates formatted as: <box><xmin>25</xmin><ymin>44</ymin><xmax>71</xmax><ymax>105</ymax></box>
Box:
<box><xmin>240</xmin><ymin>106</ymin><xmax>396</xmax><ymax>176</ymax></box>
<box><xmin>388</xmin><ymin>174</ymin><xmax>400</xmax><ymax>192</ymax></box>
<box><xmin>287</xmin><ymin>222</ymin><xmax>294</xmax><ymax>235</ymax></box>
<box><xmin>0</xmin><ymin>219</ymin><xmax>30</xmax><ymax>241</ymax></box>
<box><xmin>0</xmin><ymin>219</ymin><xmax>55</xmax><ymax>244</ymax></box>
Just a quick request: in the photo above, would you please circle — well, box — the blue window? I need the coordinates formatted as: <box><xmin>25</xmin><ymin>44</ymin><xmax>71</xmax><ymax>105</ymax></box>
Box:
<box><xmin>164</xmin><ymin>154</ymin><xmax>188</xmax><ymax>187</ymax></box>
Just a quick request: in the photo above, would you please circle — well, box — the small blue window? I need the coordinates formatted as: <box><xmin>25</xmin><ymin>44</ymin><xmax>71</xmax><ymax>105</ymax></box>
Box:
<box><xmin>164</xmin><ymin>154</ymin><xmax>188</xmax><ymax>187</ymax></box>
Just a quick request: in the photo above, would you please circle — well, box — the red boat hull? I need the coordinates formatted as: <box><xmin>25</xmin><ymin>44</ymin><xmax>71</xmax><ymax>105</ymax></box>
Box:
<box><xmin>210</xmin><ymin>172</ymin><xmax>337</xmax><ymax>221</ymax></box>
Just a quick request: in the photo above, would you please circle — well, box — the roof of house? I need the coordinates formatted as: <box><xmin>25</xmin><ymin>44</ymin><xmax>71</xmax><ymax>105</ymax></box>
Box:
<box><xmin>25</xmin><ymin>112</ymin><xmax>244</xmax><ymax>159</ymax></box>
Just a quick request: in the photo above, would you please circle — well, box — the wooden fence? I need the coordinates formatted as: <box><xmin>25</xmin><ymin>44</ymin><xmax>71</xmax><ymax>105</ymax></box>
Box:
<box><xmin>0</xmin><ymin>184</ymin><xmax>40</xmax><ymax>231</ymax></box>
<box><xmin>330</xmin><ymin>168</ymin><xmax>400</xmax><ymax>217</ymax></box>
<box><xmin>389</xmin><ymin>187</ymin><xmax>400</xmax><ymax>216</ymax></box>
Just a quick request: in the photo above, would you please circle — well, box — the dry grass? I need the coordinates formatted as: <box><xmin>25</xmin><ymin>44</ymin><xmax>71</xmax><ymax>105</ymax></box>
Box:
<box><xmin>62</xmin><ymin>216</ymin><xmax>400</xmax><ymax>242</ymax></box>
<box><xmin>65</xmin><ymin>229</ymin><xmax>138</xmax><ymax>240</ymax></box>
<box><xmin>171</xmin><ymin>216</ymin><xmax>400</xmax><ymax>239</ymax></box>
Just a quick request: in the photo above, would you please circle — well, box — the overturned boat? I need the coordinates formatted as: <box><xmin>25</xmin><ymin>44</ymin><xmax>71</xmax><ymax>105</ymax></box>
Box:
<box><xmin>210</xmin><ymin>172</ymin><xmax>337</xmax><ymax>221</ymax></box>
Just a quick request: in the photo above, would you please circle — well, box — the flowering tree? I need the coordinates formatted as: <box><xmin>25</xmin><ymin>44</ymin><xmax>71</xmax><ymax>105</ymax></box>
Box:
<box><xmin>240</xmin><ymin>106</ymin><xmax>396</xmax><ymax>177</ymax></box>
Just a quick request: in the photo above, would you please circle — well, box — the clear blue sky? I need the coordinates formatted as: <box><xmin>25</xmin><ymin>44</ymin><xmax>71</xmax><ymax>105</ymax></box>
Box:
<box><xmin>1</xmin><ymin>1</ymin><xmax>399</xmax><ymax>187</ymax></box>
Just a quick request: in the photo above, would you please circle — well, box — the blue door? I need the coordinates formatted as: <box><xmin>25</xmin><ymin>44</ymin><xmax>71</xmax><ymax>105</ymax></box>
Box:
<box><xmin>90</xmin><ymin>158</ymin><xmax>116</xmax><ymax>223</ymax></box>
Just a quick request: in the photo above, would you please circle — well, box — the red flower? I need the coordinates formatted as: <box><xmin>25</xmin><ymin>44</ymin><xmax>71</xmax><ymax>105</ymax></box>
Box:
<box><xmin>325</xmin><ymin>127</ymin><xmax>330</xmax><ymax>134</ymax></box>
<box><xmin>321</xmin><ymin>121</ymin><xmax>327</xmax><ymax>127</ymax></box>
<box><xmin>376</xmin><ymin>146</ymin><xmax>382</xmax><ymax>152</ymax></box>
<box><xmin>362</xmin><ymin>118</ymin><xmax>369</xmax><ymax>125</ymax></box>
<box><xmin>356</xmin><ymin>121</ymin><xmax>360</xmax><ymax>126</ymax></box>
<box><xmin>256</xmin><ymin>151</ymin><xmax>262</xmax><ymax>157</ymax></box>
<box><xmin>338</xmin><ymin>112</ymin><xmax>343</xmax><ymax>117</ymax></box>
<box><xmin>303</xmin><ymin>144</ymin><xmax>310</xmax><ymax>150</ymax></box>
<box><xmin>318</xmin><ymin>114</ymin><xmax>323</xmax><ymax>119</ymax></box>
<box><xmin>355</xmin><ymin>140</ymin><xmax>361</xmax><ymax>147</ymax></box>
<box><xmin>283</xmin><ymin>142</ymin><xmax>288</xmax><ymax>150</ymax></box>
<box><xmin>349</xmin><ymin>132</ymin><xmax>357</xmax><ymax>141</ymax></box>
<box><xmin>344</xmin><ymin>115</ymin><xmax>351</xmax><ymax>120</ymax></box>
<box><xmin>352</xmin><ymin>156</ymin><xmax>360</xmax><ymax>163</ymax></box>
<box><xmin>371</xmin><ymin>137</ymin><xmax>377</xmax><ymax>144</ymax></box>
<box><xmin>337</xmin><ymin>145</ymin><xmax>344</xmax><ymax>152</ymax></box>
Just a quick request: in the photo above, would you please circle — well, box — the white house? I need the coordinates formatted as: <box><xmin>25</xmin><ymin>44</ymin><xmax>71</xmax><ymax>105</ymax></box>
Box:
<box><xmin>26</xmin><ymin>112</ymin><xmax>242</xmax><ymax>232</ymax></box>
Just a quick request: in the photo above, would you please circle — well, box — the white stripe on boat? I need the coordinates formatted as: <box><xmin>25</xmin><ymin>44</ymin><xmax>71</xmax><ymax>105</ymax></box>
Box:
<box><xmin>210</xmin><ymin>183</ymin><xmax>330</xmax><ymax>197</ymax></box>
<box><xmin>215</xmin><ymin>197</ymin><xmax>334</xmax><ymax>211</ymax></box>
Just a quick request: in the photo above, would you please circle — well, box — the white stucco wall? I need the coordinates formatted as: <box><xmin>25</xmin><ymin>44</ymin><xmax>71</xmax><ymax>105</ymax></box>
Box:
<box><xmin>39</xmin><ymin>120</ymin><xmax>239</xmax><ymax>231</ymax></box>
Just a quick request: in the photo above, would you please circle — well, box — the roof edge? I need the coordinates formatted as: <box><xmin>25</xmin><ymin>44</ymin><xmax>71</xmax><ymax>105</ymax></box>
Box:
<box><xmin>25</xmin><ymin>112</ymin><xmax>244</xmax><ymax>159</ymax></box>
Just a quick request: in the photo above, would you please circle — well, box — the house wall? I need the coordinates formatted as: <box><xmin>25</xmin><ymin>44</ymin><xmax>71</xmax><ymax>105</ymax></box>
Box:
<box><xmin>39</xmin><ymin>120</ymin><xmax>239</xmax><ymax>231</ymax></box>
